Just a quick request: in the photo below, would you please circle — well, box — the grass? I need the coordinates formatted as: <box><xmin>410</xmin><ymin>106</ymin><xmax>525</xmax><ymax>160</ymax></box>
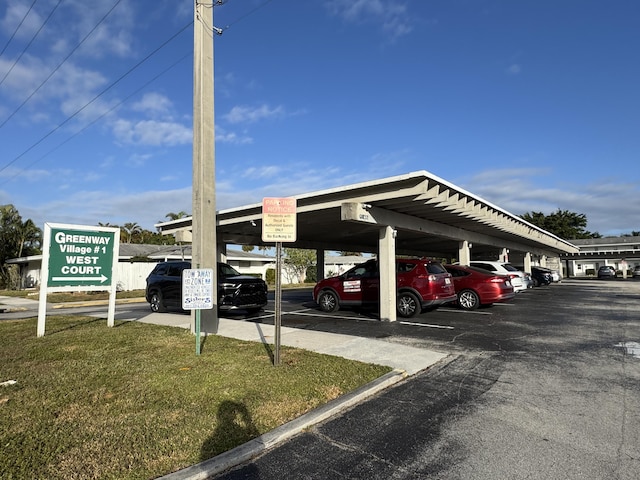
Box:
<box><xmin>0</xmin><ymin>315</ymin><xmax>391</xmax><ymax>479</ymax></box>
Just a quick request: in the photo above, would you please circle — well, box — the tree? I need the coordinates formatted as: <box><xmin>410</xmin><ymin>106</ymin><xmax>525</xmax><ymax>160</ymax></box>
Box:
<box><xmin>520</xmin><ymin>209</ymin><xmax>601</xmax><ymax>240</ymax></box>
<box><xmin>0</xmin><ymin>205</ymin><xmax>42</xmax><ymax>288</ymax></box>
<box><xmin>242</xmin><ymin>245</ymin><xmax>254</xmax><ymax>252</ymax></box>
<box><xmin>339</xmin><ymin>251</ymin><xmax>362</xmax><ymax>256</ymax></box>
<box><xmin>283</xmin><ymin>248</ymin><xmax>316</xmax><ymax>283</ymax></box>
<box><xmin>121</xmin><ymin>222</ymin><xmax>142</xmax><ymax>244</ymax></box>
<box><xmin>17</xmin><ymin>219</ymin><xmax>42</xmax><ymax>258</ymax></box>
<box><xmin>165</xmin><ymin>211</ymin><xmax>190</xmax><ymax>221</ymax></box>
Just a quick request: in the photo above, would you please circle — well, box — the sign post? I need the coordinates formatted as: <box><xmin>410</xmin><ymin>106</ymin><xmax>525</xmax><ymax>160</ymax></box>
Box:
<box><xmin>182</xmin><ymin>268</ymin><xmax>214</xmax><ymax>355</ymax></box>
<box><xmin>262</xmin><ymin>197</ymin><xmax>297</xmax><ymax>366</ymax></box>
<box><xmin>38</xmin><ymin>223</ymin><xmax>120</xmax><ymax>337</ymax></box>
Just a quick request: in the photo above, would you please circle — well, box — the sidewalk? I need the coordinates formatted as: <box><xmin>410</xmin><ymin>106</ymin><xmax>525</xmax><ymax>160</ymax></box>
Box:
<box><xmin>136</xmin><ymin>311</ymin><xmax>449</xmax><ymax>376</ymax></box>
<box><xmin>2</xmin><ymin>294</ymin><xmax>450</xmax><ymax>479</ymax></box>
<box><xmin>139</xmin><ymin>313</ymin><xmax>449</xmax><ymax>479</ymax></box>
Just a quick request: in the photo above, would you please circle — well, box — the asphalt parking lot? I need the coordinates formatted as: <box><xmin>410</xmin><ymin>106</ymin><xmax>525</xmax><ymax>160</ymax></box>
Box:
<box><xmin>252</xmin><ymin>278</ymin><xmax>639</xmax><ymax>356</ymax></box>
<box><xmin>208</xmin><ymin>278</ymin><xmax>640</xmax><ymax>480</ymax></box>
<box><xmin>4</xmin><ymin>278</ymin><xmax>640</xmax><ymax>479</ymax></box>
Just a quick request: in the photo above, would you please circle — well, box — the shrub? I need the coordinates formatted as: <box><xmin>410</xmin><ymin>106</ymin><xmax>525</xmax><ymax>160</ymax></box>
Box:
<box><xmin>265</xmin><ymin>268</ymin><xmax>276</xmax><ymax>284</ymax></box>
<box><xmin>305</xmin><ymin>265</ymin><xmax>317</xmax><ymax>283</ymax></box>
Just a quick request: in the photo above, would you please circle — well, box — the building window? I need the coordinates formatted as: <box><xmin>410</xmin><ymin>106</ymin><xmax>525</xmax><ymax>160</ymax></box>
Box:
<box><xmin>239</xmin><ymin>261</ymin><xmax>251</xmax><ymax>268</ymax></box>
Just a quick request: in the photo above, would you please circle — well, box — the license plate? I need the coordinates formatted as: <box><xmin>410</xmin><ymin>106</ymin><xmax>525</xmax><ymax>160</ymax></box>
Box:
<box><xmin>445</xmin><ymin>278</ymin><xmax>451</xmax><ymax>285</ymax></box>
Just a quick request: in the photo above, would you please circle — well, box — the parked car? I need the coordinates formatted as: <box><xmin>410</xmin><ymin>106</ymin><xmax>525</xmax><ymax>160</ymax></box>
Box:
<box><xmin>633</xmin><ymin>266</ymin><xmax>640</xmax><ymax>278</ymax></box>
<box><xmin>549</xmin><ymin>269</ymin><xmax>562</xmax><ymax>282</ymax></box>
<box><xmin>145</xmin><ymin>261</ymin><xmax>268</xmax><ymax>313</ymax></box>
<box><xmin>467</xmin><ymin>261</ymin><xmax>527</xmax><ymax>292</ymax></box>
<box><xmin>597</xmin><ymin>265</ymin><xmax>617</xmax><ymax>279</ymax></box>
<box><xmin>313</xmin><ymin>258</ymin><xmax>456</xmax><ymax>318</ymax></box>
<box><xmin>520</xmin><ymin>271</ymin><xmax>534</xmax><ymax>289</ymax></box>
<box><xmin>530</xmin><ymin>266</ymin><xmax>554</xmax><ymax>286</ymax></box>
<box><xmin>444</xmin><ymin>264</ymin><xmax>515</xmax><ymax>310</ymax></box>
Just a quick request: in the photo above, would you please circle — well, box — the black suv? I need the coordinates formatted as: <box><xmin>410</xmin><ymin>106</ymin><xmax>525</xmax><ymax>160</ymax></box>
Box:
<box><xmin>145</xmin><ymin>261</ymin><xmax>268</xmax><ymax>313</ymax></box>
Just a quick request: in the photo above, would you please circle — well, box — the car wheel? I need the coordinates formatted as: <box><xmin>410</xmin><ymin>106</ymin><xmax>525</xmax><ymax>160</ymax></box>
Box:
<box><xmin>318</xmin><ymin>291</ymin><xmax>339</xmax><ymax>313</ymax></box>
<box><xmin>149</xmin><ymin>292</ymin><xmax>166</xmax><ymax>313</ymax></box>
<box><xmin>458</xmin><ymin>289</ymin><xmax>480</xmax><ymax>310</ymax></box>
<box><xmin>532</xmin><ymin>278</ymin><xmax>539</xmax><ymax>287</ymax></box>
<box><xmin>397</xmin><ymin>292</ymin><xmax>420</xmax><ymax>318</ymax></box>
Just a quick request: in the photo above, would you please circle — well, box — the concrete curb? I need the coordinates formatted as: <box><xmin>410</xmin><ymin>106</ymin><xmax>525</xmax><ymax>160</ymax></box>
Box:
<box><xmin>50</xmin><ymin>298</ymin><xmax>147</xmax><ymax>309</ymax></box>
<box><xmin>0</xmin><ymin>297</ymin><xmax>145</xmax><ymax>313</ymax></box>
<box><xmin>157</xmin><ymin>369</ymin><xmax>408</xmax><ymax>480</ymax></box>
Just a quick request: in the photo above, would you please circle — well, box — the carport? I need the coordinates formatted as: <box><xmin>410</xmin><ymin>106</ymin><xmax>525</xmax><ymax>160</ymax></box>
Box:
<box><xmin>156</xmin><ymin>171</ymin><xmax>578</xmax><ymax>322</ymax></box>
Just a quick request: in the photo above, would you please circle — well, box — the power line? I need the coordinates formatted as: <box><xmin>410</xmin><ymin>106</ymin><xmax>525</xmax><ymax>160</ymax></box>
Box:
<box><xmin>0</xmin><ymin>0</ymin><xmax>63</xmax><ymax>87</ymax></box>
<box><xmin>0</xmin><ymin>0</ymin><xmax>124</xmax><ymax>130</ymax></box>
<box><xmin>0</xmin><ymin>52</ymin><xmax>192</xmax><ymax>187</ymax></box>
<box><xmin>0</xmin><ymin>20</ymin><xmax>193</xmax><ymax>176</ymax></box>
<box><xmin>0</xmin><ymin>0</ymin><xmax>38</xmax><ymax>58</ymax></box>
<box><xmin>0</xmin><ymin>0</ymin><xmax>277</xmax><ymax>179</ymax></box>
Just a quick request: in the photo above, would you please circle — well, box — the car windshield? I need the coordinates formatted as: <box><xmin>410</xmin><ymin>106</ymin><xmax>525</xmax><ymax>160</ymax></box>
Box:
<box><xmin>219</xmin><ymin>263</ymin><xmax>241</xmax><ymax>276</ymax></box>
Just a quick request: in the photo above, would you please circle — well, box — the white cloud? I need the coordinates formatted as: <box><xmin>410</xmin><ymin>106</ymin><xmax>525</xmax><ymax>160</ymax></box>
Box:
<box><xmin>326</xmin><ymin>0</ymin><xmax>414</xmax><ymax>39</ymax></box>
<box><xmin>459</xmin><ymin>168</ymin><xmax>640</xmax><ymax>236</ymax></box>
<box><xmin>241</xmin><ymin>166</ymin><xmax>282</xmax><ymax>179</ymax></box>
<box><xmin>506</xmin><ymin>63</ymin><xmax>522</xmax><ymax>75</ymax></box>
<box><xmin>215</xmin><ymin>126</ymin><xmax>253</xmax><ymax>145</ymax></box>
<box><xmin>223</xmin><ymin>104</ymin><xmax>286</xmax><ymax>124</ymax></box>
<box><xmin>22</xmin><ymin>187</ymin><xmax>193</xmax><ymax>231</ymax></box>
<box><xmin>112</xmin><ymin>119</ymin><xmax>191</xmax><ymax>146</ymax></box>
<box><xmin>132</xmin><ymin>92</ymin><xmax>173</xmax><ymax>117</ymax></box>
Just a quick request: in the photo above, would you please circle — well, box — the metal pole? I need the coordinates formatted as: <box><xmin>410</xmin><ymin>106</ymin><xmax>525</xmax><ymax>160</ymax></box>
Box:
<box><xmin>274</xmin><ymin>242</ymin><xmax>282</xmax><ymax>365</ymax></box>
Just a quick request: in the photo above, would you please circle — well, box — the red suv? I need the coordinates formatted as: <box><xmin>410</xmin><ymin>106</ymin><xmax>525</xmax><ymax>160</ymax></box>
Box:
<box><xmin>313</xmin><ymin>258</ymin><xmax>456</xmax><ymax>318</ymax></box>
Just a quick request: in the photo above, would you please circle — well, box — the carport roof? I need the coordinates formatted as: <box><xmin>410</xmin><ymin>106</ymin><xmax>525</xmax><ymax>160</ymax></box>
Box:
<box><xmin>155</xmin><ymin>171</ymin><xmax>578</xmax><ymax>259</ymax></box>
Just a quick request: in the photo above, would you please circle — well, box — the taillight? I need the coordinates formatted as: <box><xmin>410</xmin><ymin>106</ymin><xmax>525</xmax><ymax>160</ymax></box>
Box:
<box><xmin>416</xmin><ymin>274</ymin><xmax>438</xmax><ymax>281</ymax></box>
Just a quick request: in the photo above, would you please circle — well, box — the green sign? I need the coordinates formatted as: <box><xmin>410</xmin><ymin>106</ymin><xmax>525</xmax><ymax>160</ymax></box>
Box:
<box><xmin>47</xmin><ymin>227</ymin><xmax>116</xmax><ymax>287</ymax></box>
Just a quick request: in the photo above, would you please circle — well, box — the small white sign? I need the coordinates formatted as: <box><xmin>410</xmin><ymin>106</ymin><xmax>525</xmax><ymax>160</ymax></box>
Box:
<box><xmin>343</xmin><ymin>280</ymin><xmax>361</xmax><ymax>293</ymax></box>
<box><xmin>182</xmin><ymin>268</ymin><xmax>214</xmax><ymax>310</ymax></box>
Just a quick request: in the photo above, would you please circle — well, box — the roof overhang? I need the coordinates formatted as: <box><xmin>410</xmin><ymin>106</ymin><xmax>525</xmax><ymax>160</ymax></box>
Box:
<box><xmin>155</xmin><ymin>171</ymin><xmax>579</xmax><ymax>258</ymax></box>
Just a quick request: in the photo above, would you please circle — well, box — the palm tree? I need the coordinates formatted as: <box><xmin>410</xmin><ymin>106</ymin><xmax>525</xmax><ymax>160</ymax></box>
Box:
<box><xmin>121</xmin><ymin>222</ymin><xmax>142</xmax><ymax>244</ymax></box>
<box><xmin>165</xmin><ymin>211</ymin><xmax>190</xmax><ymax>221</ymax></box>
<box><xmin>17</xmin><ymin>219</ymin><xmax>42</xmax><ymax>257</ymax></box>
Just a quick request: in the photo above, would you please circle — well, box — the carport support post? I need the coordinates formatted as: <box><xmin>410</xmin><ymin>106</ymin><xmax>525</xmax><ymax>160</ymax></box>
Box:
<box><xmin>316</xmin><ymin>250</ymin><xmax>325</xmax><ymax>282</ymax></box>
<box><xmin>524</xmin><ymin>252</ymin><xmax>532</xmax><ymax>273</ymax></box>
<box><xmin>458</xmin><ymin>240</ymin><xmax>471</xmax><ymax>266</ymax></box>
<box><xmin>541</xmin><ymin>255</ymin><xmax>548</xmax><ymax>268</ymax></box>
<box><xmin>378</xmin><ymin>225</ymin><xmax>397</xmax><ymax>322</ymax></box>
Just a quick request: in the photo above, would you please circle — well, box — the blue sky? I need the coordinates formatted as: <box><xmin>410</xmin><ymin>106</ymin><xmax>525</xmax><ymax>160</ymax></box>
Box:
<box><xmin>1</xmin><ymin>0</ymin><xmax>638</xmax><ymax>237</ymax></box>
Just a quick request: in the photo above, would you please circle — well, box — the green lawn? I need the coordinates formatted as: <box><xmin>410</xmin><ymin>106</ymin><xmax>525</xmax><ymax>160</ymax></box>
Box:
<box><xmin>0</xmin><ymin>316</ymin><xmax>391</xmax><ymax>479</ymax></box>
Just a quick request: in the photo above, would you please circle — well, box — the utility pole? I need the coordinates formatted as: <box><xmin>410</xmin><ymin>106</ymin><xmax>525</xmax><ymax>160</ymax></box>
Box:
<box><xmin>192</xmin><ymin>0</ymin><xmax>218</xmax><ymax>334</ymax></box>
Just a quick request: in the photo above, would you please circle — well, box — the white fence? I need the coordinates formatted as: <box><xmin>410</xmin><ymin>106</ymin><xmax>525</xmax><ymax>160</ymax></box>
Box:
<box><xmin>114</xmin><ymin>263</ymin><xmax>157</xmax><ymax>291</ymax></box>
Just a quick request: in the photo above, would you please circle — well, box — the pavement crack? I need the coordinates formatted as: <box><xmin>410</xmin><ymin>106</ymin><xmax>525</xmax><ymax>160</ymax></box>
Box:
<box><xmin>311</xmin><ymin>430</ymin><xmax>413</xmax><ymax>476</ymax></box>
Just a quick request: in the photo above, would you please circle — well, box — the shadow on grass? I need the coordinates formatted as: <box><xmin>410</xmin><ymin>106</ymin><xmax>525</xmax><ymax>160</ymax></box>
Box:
<box><xmin>200</xmin><ymin>400</ymin><xmax>260</xmax><ymax>462</ymax></box>
<box><xmin>46</xmin><ymin>316</ymin><xmax>103</xmax><ymax>335</ymax></box>
<box><xmin>252</xmin><ymin>323</ymin><xmax>275</xmax><ymax>364</ymax></box>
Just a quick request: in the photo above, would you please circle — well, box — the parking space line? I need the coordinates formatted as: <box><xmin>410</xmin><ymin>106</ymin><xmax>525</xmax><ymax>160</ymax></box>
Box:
<box><xmin>284</xmin><ymin>310</ymin><xmax>381</xmax><ymax>322</ymax></box>
<box><xmin>399</xmin><ymin>321</ymin><xmax>454</xmax><ymax>329</ymax></box>
<box><xmin>439</xmin><ymin>308</ymin><xmax>493</xmax><ymax>315</ymax></box>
